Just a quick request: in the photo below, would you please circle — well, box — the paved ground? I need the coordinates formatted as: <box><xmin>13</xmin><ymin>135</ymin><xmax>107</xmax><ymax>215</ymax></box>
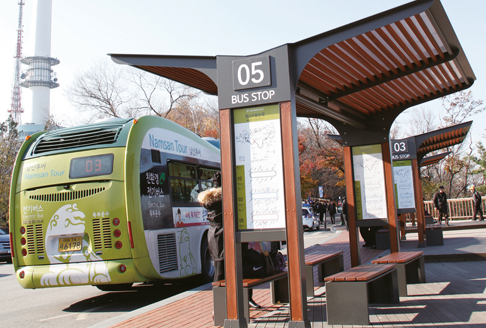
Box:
<box><xmin>90</xmin><ymin>218</ymin><xmax>486</xmax><ymax>328</ymax></box>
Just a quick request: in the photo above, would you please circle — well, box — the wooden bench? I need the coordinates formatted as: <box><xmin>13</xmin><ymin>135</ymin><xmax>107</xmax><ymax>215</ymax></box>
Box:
<box><xmin>371</xmin><ymin>251</ymin><xmax>425</xmax><ymax>297</ymax></box>
<box><xmin>325</xmin><ymin>264</ymin><xmax>399</xmax><ymax>325</ymax></box>
<box><xmin>212</xmin><ymin>271</ymin><xmax>288</xmax><ymax>326</ymax></box>
<box><xmin>304</xmin><ymin>251</ymin><xmax>343</xmax><ymax>297</ymax></box>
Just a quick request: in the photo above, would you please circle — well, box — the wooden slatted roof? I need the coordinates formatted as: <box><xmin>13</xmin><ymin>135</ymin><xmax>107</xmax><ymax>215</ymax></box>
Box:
<box><xmin>293</xmin><ymin>0</ymin><xmax>475</xmax><ymax>127</ymax></box>
<box><xmin>110</xmin><ymin>0</ymin><xmax>475</xmax><ymax>130</ymax></box>
<box><xmin>415</xmin><ymin>121</ymin><xmax>472</xmax><ymax>162</ymax></box>
<box><xmin>420</xmin><ymin>151</ymin><xmax>451</xmax><ymax>167</ymax></box>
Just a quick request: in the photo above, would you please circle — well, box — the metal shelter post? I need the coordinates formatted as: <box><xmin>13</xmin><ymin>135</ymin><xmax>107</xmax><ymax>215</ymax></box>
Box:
<box><xmin>344</xmin><ymin>146</ymin><xmax>360</xmax><ymax>267</ymax></box>
<box><xmin>220</xmin><ymin>109</ymin><xmax>247</xmax><ymax>327</ymax></box>
<box><xmin>383</xmin><ymin>142</ymin><xmax>400</xmax><ymax>253</ymax></box>
<box><xmin>412</xmin><ymin>158</ymin><xmax>426</xmax><ymax>247</ymax></box>
<box><xmin>281</xmin><ymin>101</ymin><xmax>310</xmax><ymax>327</ymax></box>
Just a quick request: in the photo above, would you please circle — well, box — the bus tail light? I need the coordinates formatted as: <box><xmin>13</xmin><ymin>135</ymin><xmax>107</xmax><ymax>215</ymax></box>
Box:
<box><xmin>10</xmin><ymin>232</ymin><xmax>14</xmax><ymax>258</ymax></box>
<box><xmin>118</xmin><ymin>264</ymin><xmax>127</xmax><ymax>273</ymax></box>
<box><xmin>20</xmin><ymin>226</ymin><xmax>25</xmax><ymax>234</ymax></box>
<box><xmin>21</xmin><ymin>237</ymin><xmax>26</xmax><ymax>245</ymax></box>
<box><xmin>127</xmin><ymin>222</ymin><xmax>134</xmax><ymax>248</ymax></box>
<box><xmin>19</xmin><ymin>271</ymin><xmax>25</xmax><ymax>279</ymax></box>
<box><xmin>21</xmin><ymin>248</ymin><xmax>27</xmax><ymax>256</ymax></box>
<box><xmin>115</xmin><ymin>241</ymin><xmax>123</xmax><ymax>249</ymax></box>
<box><xmin>114</xmin><ymin>229</ymin><xmax>121</xmax><ymax>238</ymax></box>
<box><xmin>113</xmin><ymin>218</ymin><xmax>120</xmax><ymax>226</ymax></box>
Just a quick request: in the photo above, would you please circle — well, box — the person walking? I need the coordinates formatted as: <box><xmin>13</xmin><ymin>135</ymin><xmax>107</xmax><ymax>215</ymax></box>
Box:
<box><xmin>433</xmin><ymin>185</ymin><xmax>449</xmax><ymax>226</ymax></box>
<box><xmin>329</xmin><ymin>201</ymin><xmax>336</xmax><ymax>224</ymax></box>
<box><xmin>470</xmin><ymin>186</ymin><xmax>484</xmax><ymax>221</ymax></box>
<box><xmin>341</xmin><ymin>197</ymin><xmax>348</xmax><ymax>227</ymax></box>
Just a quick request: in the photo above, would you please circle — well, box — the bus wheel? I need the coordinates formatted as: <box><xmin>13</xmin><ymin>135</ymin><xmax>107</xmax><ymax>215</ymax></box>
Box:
<box><xmin>200</xmin><ymin>235</ymin><xmax>214</xmax><ymax>283</ymax></box>
<box><xmin>96</xmin><ymin>283</ymin><xmax>133</xmax><ymax>291</ymax></box>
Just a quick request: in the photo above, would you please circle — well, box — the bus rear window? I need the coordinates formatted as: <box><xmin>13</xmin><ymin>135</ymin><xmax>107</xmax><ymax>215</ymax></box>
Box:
<box><xmin>69</xmin><ymin>154</ymin><xmax>114</xmax><ymax>179</ymax></box>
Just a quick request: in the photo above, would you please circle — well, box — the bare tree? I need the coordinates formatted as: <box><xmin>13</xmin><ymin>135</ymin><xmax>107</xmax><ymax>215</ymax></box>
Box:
<box><xmin>441</xmin><ymin>90</ymin><xmax>485</xmax><ymax>126</ymax></box>
<box><xmin>67</xmin><ymin>59</ymin><xmax>143</xmax><ymax>122</ymax></box>
<box><xmin>67</xmin><ymin>59</ymin><xmax>202</xmax><ymax>123</ymax></box>
<box><xmin>0</xmin><ymin>116</ymin><xmax>22</xmax><ymax>226</ymax></box>
<box><xmin>129</xmin><ymin>70</ymin><xmax>199</xmax><ymax>118</ymax></box>
<box><xmin>407</xmin><ymin>106</ymin><xmax>437</xmax><ymax>136</ymax></box>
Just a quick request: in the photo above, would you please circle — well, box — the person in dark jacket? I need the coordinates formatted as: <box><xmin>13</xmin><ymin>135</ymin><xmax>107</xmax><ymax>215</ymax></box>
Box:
<box><xmin>470</xmin><ymin>186</ymin><xmax>484</xmax><ymax>221</ymax></box>
<box><xmin>341</xmin><ymin>197</ymin><xmax>348</xmax><ymax>227</ymax></box>
<box><xmin>197</xmin><ymin>172</ymin><xmax>224</xmax><ymax>281</ymax></box>
<box><xmin>433</xmin><ymin>185</ymin><xmax>449</xmax><ymax>226</ymax></box>
<box><xmin>329</xmin><ymin>201</ymin><xmax>336</xmax><ymax>224</ymax></box>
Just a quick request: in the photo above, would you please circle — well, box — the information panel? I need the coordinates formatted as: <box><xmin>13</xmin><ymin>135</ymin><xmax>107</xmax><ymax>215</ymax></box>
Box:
<box><xmin>352</xmin><ymin>144</ymin><xmax>388</xmax><ymax>220</ymax></box>
<box><xmin>234</xmin><ymin>104</ymin><xmax>286</xmax><ymax>230</ymax></box>
<box><xmin>393</xmin><ymin>160</ymin><xmax>415</xmax><ymax>210</ymax></box>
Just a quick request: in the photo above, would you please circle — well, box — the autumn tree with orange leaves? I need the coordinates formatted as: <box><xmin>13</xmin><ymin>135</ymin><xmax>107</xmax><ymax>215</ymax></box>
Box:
<box><xmin>298</xmin><ymin>118</ymin><xmax>345</xmax><ymax>201</ymax></box>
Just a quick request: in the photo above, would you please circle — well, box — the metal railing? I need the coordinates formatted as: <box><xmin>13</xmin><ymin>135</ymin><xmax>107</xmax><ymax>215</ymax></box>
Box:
<box><xmin>424</xmin><ymin>197</ymin><xmax>486</xmax><ymax>220</ymax></box>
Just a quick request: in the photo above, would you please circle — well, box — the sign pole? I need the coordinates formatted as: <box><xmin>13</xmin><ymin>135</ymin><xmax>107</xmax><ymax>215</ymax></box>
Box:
<box><xmin>281</xmin><ymin>101</ymin><xmax>310</xmax><ymax>327</ymax></box>
<box><xmin>220</xmin><ymin>109</ymin><xmax>246</xmax><ymax>327</ymax></box>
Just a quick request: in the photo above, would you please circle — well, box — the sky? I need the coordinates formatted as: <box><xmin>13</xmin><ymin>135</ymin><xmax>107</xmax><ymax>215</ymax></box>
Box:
<box><xmin>0</xmin><ymin>0</ymin><xmax>485</xmax><ymax>143</ymax></box>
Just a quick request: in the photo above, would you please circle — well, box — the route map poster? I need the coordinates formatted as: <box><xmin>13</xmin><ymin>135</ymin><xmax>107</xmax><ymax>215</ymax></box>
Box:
<box><xmin>233</xmin><ymin>104</ymin><xmax>286</xmax><ymax>230</ymax></box>
<box><xmin>352</xmin><ymin>144</ymin><xmax>388</xmax><ymax>220</ymax></box>
<box><xmin>393</xmin><ymin>160</ymin><xmax>415</xmax><ymax>210</ymax></box>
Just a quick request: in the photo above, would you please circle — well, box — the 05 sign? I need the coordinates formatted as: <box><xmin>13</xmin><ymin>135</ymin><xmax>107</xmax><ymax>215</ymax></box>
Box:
<box><xmin>233</xmin><ymin>56</ymin><xmax>271</xmax><ymax>91</ymax></box>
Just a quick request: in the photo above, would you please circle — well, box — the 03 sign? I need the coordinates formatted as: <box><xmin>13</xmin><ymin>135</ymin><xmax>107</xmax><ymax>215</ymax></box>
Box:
<box><xmin>233</xmin><ymin>56</ymin><xmax>271</xmax><ymax>91</ymax></box>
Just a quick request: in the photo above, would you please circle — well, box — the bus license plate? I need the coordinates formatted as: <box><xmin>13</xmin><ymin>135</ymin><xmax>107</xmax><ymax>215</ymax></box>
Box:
<box><xmin>58</xmin><ymin>237</ymin><xmax>82</xmax><ymax>252</ymax></box>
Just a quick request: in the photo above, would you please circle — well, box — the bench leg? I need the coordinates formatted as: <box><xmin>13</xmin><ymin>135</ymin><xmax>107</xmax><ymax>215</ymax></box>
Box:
<box><xmin>396</xmin><ymin>263</ymin><xmax>408</xmax><ymax>297</ymax></box>
<box><xmin>317</xmin><ymin>255</ymin><xmax>344</xmax><ymax>281</ymax></box>
<box><xmin>368</xmin><ymin>269</ymin><xmax>400</xmax><ymax>304</ymax></box>
<box><xmin>404</xmin><ymin>257</ymin><xmax>427</xmax><ymax>284</ymax></box>
<box><xmin>326</xmin><ymin>281</ymin><xmax>369</xmax><ymax>325</ymax></box>
<box><xmin>271</xmin><ymin>275</ymin><xmax>289</xmax><ymax>304</ymax></box>
<box><xmin>214</xmin><ymin>286</ymin><xmax>250</xmax><ymax>326</ymax></box>
<box><xmin>213</xmin><ymin>286</ymin><xmax>226</xmax><ymax>326</ymax></box>
<box><xmin>305</xmin><ymin>265</ymin><xmax>315</xmax><ymax>297</ymax></box>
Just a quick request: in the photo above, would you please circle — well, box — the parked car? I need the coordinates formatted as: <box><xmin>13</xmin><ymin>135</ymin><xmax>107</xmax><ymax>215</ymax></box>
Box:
<box><xmin>0</xmin><ymin>229</ymin><xmax>12</xmax><ymax>263</ymax></box>
<box><xmin>0</xmin><ymin>226</ymin><xmax>8</xmax><ymax>233</ymax></box>
<box><xmin>302</xmin><ymin>206</ymin><xmax>319</xmax><ymax>231</ymax></box>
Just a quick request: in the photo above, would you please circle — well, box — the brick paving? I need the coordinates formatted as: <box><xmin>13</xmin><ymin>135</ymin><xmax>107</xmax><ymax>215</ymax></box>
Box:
<box><xmin>99</xmin><ymin>222</ymin><xmax>486</xmax><ymax>328</ymax></box>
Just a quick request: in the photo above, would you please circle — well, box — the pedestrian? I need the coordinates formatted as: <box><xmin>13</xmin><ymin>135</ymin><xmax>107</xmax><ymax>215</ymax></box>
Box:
<box><xmin>318</xmin><ymin>202</ymin><xmax>325</xmax><ymax>225</ymax></box>
<box><xmin>329</xmin><ymin>201</ymin><xmax>336</xmax><ymax>224</ymax></box>
<box><xmin>470</xmin><ymin>186</ymin><xmax>484</xmax><ymax>221</ymax></box>
<box><xmin>359</xmin><ymin>226</ymin><xmax>382</xmax><ymax>249</ymax></box>
<box><xmin>341</xmin><ymin>197</ymin><xmax>347</xmax><ymax>227</ymax></box>
<box><xmin>433</xmin><ymin>185</ymin><xmax>449</xmax><ymax>226</ymax></box>
<box><xmin>197</xmin><ymin>172</ymin><xmax>224</xmax><ymax>281</ymax></box>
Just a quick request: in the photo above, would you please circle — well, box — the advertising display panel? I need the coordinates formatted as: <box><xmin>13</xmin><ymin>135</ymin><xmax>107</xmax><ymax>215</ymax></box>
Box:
<box><xmin>352</xmin><ymin>144</ymin><xmax>388</xmax><ymax>220</ymax></box>
<box><xmin>393</xmin><ymin>159</ymin><xmax>415</xmax><ymax>211</ymax></box>
<box><xmin>233</xmin><ymin>104</ymin><xmax>286</xmax><ymax>230</ymax></box>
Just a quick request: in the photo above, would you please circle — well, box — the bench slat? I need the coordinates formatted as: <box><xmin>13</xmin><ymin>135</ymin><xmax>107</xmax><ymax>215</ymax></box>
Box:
<box><xmin>371</xmin><ymin>251</ymin><xmax>423</xmax><ymax>264</ymax></box>
<box><xmin>325</xmin><ymin>264</ymin><xmax>396</xmax><ymax>282</ymax></box>
<box><xmin>304</xmin><ymin>252</ymin><xmax>343</xmax><ymax>265</ymax></box>
<box><xmin>212</xmin><ymin>271</ymin><xmax>287</xmax><ymax>288</ymax></box>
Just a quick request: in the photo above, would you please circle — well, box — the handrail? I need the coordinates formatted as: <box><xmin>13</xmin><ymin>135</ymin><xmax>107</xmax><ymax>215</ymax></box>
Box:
<box><xmin>424</xmin><ymin>197</ymin><xmax>485</xmax><ymax>220</ymax></box>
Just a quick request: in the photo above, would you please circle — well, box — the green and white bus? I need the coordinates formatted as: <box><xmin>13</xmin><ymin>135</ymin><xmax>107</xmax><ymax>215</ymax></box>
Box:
<box><xmin>9</xmin><ymin>116</ymin><xmax>220</xmax><ymax>290</ymax></box>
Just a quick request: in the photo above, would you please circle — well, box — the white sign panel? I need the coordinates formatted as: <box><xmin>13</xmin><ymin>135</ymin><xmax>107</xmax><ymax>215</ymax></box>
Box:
<box><xmin>393</xmin><ymin>160</ymin><xmax>415</xmax><ymax>209</ymax></box>
<box><xmin>352</xmin><ymin>144</ymin><xmax>388</xmax><ymax>220</ymax></box>
<box><xmin>234</xmin><ymin>104</ymin><xmax>286</xmax><ymax>230</ymax></box>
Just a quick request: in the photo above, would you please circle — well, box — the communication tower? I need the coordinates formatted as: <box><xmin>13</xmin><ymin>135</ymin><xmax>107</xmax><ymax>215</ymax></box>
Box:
<box><xmin>20</xmin><ymin>0</ymin><xmax>59</xmax><ymax>129</ymax></box>
<box><xmin>9</xmin><ymin>0</ymin><xmax>25</xmax><ymax>125</ymax></box>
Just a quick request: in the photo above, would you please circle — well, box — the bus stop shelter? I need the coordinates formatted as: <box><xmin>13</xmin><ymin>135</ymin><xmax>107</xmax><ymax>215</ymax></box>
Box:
<box><xmin>110</xmin><ymin>0</ymin><xmax>475</xmax><ymax>326</ymax></box>
<box><xmin>392</xmin><ymin>121</ymin><xmax>472</xmax><ymax>247</ymax></box>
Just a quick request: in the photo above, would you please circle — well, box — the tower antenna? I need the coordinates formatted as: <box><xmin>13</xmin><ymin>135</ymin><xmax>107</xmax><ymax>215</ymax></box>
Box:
<box><xmin>9</xmin><ymin>0</ymin><xmax>25</xmax><ymax>125</ymax></box>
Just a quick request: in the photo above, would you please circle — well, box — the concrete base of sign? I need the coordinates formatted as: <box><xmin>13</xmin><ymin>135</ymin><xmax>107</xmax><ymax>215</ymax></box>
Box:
<box><xmin>376</xmin><ymin>229</ymin><xmax>390</xmax><ymax>250</ymax></box>
<box><xmin>289</xmin><ymin>320</ymin><xmax>311</xmax><ymax>328</ymax></box>
<box><xmin>426</xmin><ymin>227</ymin><xmax>444</xmax><ymax>246</ymax></box>
<box><xmin>224</xmin><ymin>318</ymin><xmax>247</xmax><ymax>328</ymax></box>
